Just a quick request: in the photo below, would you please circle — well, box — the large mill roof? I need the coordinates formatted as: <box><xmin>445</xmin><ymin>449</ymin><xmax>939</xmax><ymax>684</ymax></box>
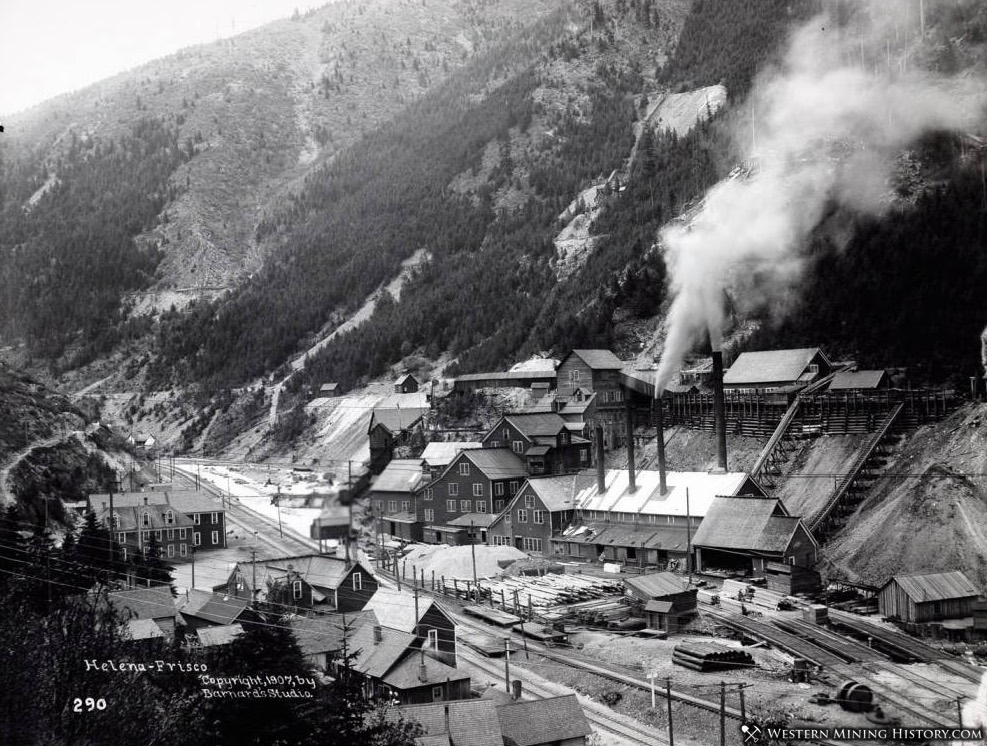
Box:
<box><xmin>723</xmin><ymin>348</ymin><xmax>826</xmax><ymax>385</ymax></box>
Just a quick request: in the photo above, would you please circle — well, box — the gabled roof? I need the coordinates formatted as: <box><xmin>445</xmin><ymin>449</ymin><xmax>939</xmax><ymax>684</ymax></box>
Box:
<box><xmin>155</xmin><ymin>491</ymin><xmax>220</xmax><ymax>514</ymax></box>
<box><xmin>723</xmin><ymin>348</ymin><xmax>828</xmax><ymax>385</ymax></box>
<box><xmin>691</xmin><ymin>497</ymin><xmax>808</xmax><ymax>554</ymax></box>
<box><xmin>90</xmin><ymin>490</ymin><xmax>219</xmax><ymax>515</ymax></box>
<box><xmin>496</xmin><ymin>694</ymin><xmax>592</xmax><ymax>746</ymax></box>
<box><xmin>349</xmin><ymin>622</ymin><xmax>416</xmax><ymax>679</ymax></box>
<box><xmin>395</xmin><ymin>374</ymin><xmax>419</xmax><ymax>386</ymax></box>
<box><xmin>625</xmin><ymin>572</ymin><xmax>692</xmax><ymax>599</ymax></box>
<box><xmin>447</xmin><ymin>513</ymin><xmax>498</xmax><ymax>528</ymax></box>
<box><xmin>461</xmin><ymin>448</ymin><xmax>528</xmax><ymax>480</ymax></box>
<box><xmin>107</xmin><ymin>587</ymin><xmax>176</xmax><ymax>622</ymax></box>
<box><xmin>644</xmin><ymin>600</ymin><xmax>675</xmax><ymax>614</ymax></box>
<box><xmin>523</xmin><ymin>474</ymin><xmax>597</xmax><ymax>512</ymax></box>
<box><xmin>828</xmin><ymin>370</ymin><xmax>887</xmax><ymax>390</ymax></box>
<box><xmin>374</xmin><ymin>460</ymin><xmax>424</xmax><ymax>494</ymax></box>
<box><xmin>885</xmin><ymin>571</ymin><xmax>981</xmax><ymax>603</ymax></box>
<box><xmin>320</xmin><ymin>383</ymin><xmax>339</xmax><ymax>392</ymax></box>
<box><xmin>420</xmin><ymin>441</ymin><xmax>482</xmax><ymax>467</ymax></box>
<box><xmin>502</xmin><ymin>413</ymin><xmax>569</xmax><ymax>438</ymax></box>
<box><xmin>178</xmin><ymin>589</ymin><xmax>250</xmax><ymax>626</ymax></box>
<box><xmin>371</xmin><ymin>407</ymin><xmax>428</xmax><ymax>435</ymax></box>
<box><xmin>98</xmin><ymin>505</ymin><xmax>195</xmax><ymax>532</ymax></box>
<box><xmin>568</xmin><ymin>349</ymin><xmax>625</xmax><ymax>370</ymax></box>
<box><xmin>126</xmin><ymin>618</ymin><xmax>166</xmax><ymax>640</ymax></box>
<box><xmin>561</xmin><ymin>522</ymin><xmax>690</xmax><ymax>551</ymax></box>
<box><xmin>391</xmin><ymin>700</ymin><xmax>503</xmax><ymax>746</ymax></box>
<box><xmin>381</xmin><ymin>651</ymin><xmax>469</xmax><ymax>689</ymax></box>
<box><xmin>290</xmin><ymin>610</ymin><xmax>376</xmax><ymax>657</ymax></box>
<box><xmin>574</xmin><ymin>469</ymin><xmax>762</xmax><ymax>518</ymax></box>
<box><xmin>229</xmin><ymin>555</ymin><xmax>371</xmax><ymax>596</ymax></box>
<box><xmin>198</xmin><ymin>624</ymin><xmax>244</xmax><ymax>647</ymax></box>
<box><xmin>364</xmin><ymin>588</ymin><xmax>453</xmax><ymax>634</ymax></box>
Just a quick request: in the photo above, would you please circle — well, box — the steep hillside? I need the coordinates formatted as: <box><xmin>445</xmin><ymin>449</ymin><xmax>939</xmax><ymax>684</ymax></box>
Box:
<box><xmin>823</xmin><ymin>402</ymin><xmax>987</xmax><ymax>589</ymax></box>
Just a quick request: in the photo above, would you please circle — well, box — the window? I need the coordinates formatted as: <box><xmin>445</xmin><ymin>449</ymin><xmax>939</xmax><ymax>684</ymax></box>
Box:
<box><xmin>472</xmin><ymin>483</ymin><xmax>483</xmax><ymax>497</ymax></box>
<box><xmin>121</xmin><ymin>548</ymin><xmax>128</xmax><ymax>561</ymax></box>
<box><xmin>667</xmin><ymin>516</ymin><xmax>675</xmax><ymax>525</ymax></box>
<box><xmin>509</xmin><ymin>481</ymin><xmax>518</xmax><ymax>494</ymax></box>
<box><xmin>808</xmin><ymin>363</ymin><xmax>819</xmax><ymax>374</ymax></box>
<box><xmin>180</xmin><ymin>544</ymin><xmax>187</xmax><ymax>557</ymax></box>
<box><xmin>494</xmin><ymin>482</ymin><xmax>504</xmax><ymax>496</ymax></box>
<box><xmin>447</xmin><ymin>500</ymin><xmax>457</xmax><ymax>513</ymax></box>
<box><xmin>166</xmin><ymin>528</ymin><xmax>174</xmax><ymax>540</ymax></box>
<box><xmin>116</xmin><ymin>532</ymin><xmax>126</xmax><ymax>544</ymax></box>
<box><xmin>502</xmin><ymin>427</ymin><xmax>510</xmax><ymax>440</ymax></box>
<box><xmin>580</xmin><ymin>448</ymin><xmax>589</xmax><ymax>463</ymax></box>
<box><xmin>534</xmin><ymin>510</ymin><xmax>545</xmax><ymax>525</ymax></box>
<box><xmin>488</xmin><ymin>440</ymin><xmax>500</xmax><ymax>448</ymax></box>
<box><xmin>458</xmin><ymin>462</ymin><xmax>470</xmax><ymax>476</ymax></box>
<box><xmin>375</xmin><ymin>500</ymin><xmax>383</xmax><ymax>512</ymax></box>
<box><xmin>164</xmin><ymin>510</ymin><xmax>175</xmax><ymax>525</ymax></box>
<box><xmin>614</xmin><ymin>389</ymin><xmax>623</xmax><ymax>401</ymax></box>
<box><xmin>352</xmin><ymin>573</ymin><xmax>362</xmax><ymax>591</ymax></box>
<box><xmin>512</xmin><ymin>440</ymin><xmax>523</xmax><ymax>453</ymax></box>
<box><xmin>432</xmin><ymin>686</ymin><xmax>443</xmax><ymax>702</ymax></box>
<box><xmin>193</xmin><ymin>532</ymin><xmax>201</xmax><ymax>547</ymax></box>
<box><xmin>401</xmin><ymin>501</ymin><xmax>410</xmax><ymax>513</ymax></box>
<box><xmin>141</xmin><ymin>530</ymin><xmax>150</xmax><ymax>541</ymax></box>
<box><xmin>211</xmin><ymin>512</ymin><xmax>218</xmax><ymax>524</ymax></box>
<box><xmin>154</xmin><ymin>529</ymin><xmax>162</xmax><ymax>541</ymax></box>
<box><xmin>167</xmin><ymin>544</ymin><xmax>175</xmax><ymax>558</ymax></box>
<box><xmin>460</xmin><ymin>500</ymin><xmax>471</xmax><ymax>513</ymax></box>
<box><xmin>388</xmin><ymin>500</ymin><xmax>398</xmax><ymax>513</ymax></box>
<box><xmin>293</xmin><ymin>580</ymin><xmax>303</xmax><ymax>600</ymax></box>
<box><xmin>491</xmin><ymin>535</ymin><xmax>508</xmax><ymax>546</ymax></box>
<box><xmin>427</xmin><ymin>629</ymin><xmax>438</xmax><ymax>648</ymax></box>
<box><xmin>569</xmin><ymin>370</ymin><xmax>580</xmax><ymax>383</ymax></box>
<box><xmin>423</xmin><ymin>509</ymin><xmax>434</xmax><ymax>522</ymax></box>
<box><xmin>495</xmin><ymin>500</ymin><xmax>504</xmax><ymax>511</ymax></box>
<box><xmin>112</xmin><ymin>513</ymin><xmax>120</xmax><ymax>528</ymax></box>
<box><xmin>476</xmin><ymin>501</ymin><xmax>486</xmax><ymax>513</ymax></box>
<box><xmin>193</xmin><ymin>514</ymin><xmax>201</xmax><ymax>525</ymax></box>
<box><xmin>525</xmin><ymin>495</ymin><xmax>535</xmax><ymax>509</ymax></box>
<box><xmin>141</xmin><ymin>512</ymin><xmax>150</xmax><ymax>527</ymax></box>
<box><xmin>505</xmin><ymin>513</ymin><xmax>511</xmax><ymax>524</ymax></box>
<box><xmin>211</xmin><ymin>531</ymin><xmax>219</xmax><ymax>544</ymax></box>
<box><xmin>448</xmin><ymin>483</ymin><xmax>459</xmax><ymax>496</ymax></box>
<box><xmin>517</xmin><ymin>509</ymin><xmax>527</xmax><ymax>523</ymax></box>
<box><xmin>423</xmin><ymin>488</ymin><xmax>433</xmax><ymax>501</ymax></box>
<box><xmin>179</xmin><ymin>528</ymin><xmax>187</xmax><ymax>539</ymax></box>
<box><xmin>522</xmin><ymin>537</ymin><xmax>543</xmax><ymax>552</ymax></box>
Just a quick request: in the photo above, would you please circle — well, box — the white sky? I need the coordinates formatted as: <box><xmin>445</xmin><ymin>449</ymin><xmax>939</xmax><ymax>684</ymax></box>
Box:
<box><xmin>0</xmin><ymin>0</ymin><xmax>323</xmax><ymax>116</ymax></box>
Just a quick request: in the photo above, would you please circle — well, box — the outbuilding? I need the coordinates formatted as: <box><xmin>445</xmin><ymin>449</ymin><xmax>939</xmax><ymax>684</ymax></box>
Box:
<box><xmin>877</xmin><ymin>571</ymin><xmax>981</xmax><ymax>624</ymax></box>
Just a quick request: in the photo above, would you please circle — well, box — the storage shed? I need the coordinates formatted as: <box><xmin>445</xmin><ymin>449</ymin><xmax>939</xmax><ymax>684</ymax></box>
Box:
<box><xmin>877</xmin><ymin>571</ymin><xmax>981</xmax><ymax>624</ymax></box>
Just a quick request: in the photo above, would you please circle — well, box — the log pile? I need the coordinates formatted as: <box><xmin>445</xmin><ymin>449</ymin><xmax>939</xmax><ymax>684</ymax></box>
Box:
<box><xmin>720</xmin><ymin>579</ymin><xmax>802</xmax><ymax>613</ymax></box>
<box><xmin>672</xmin><ymin>642</ymin><xmax>756</xmax><ymax>672</ymax></box>
<box><xmin>478</xmin><ymin>573</ymin><xmax>625</xmax><ymax>623</ymax></box>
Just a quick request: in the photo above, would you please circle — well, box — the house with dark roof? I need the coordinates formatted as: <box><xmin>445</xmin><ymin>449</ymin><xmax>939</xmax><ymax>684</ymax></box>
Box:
<box><xmin>722</xmin><ymin>348</ymin><xmax>831</xmax><ymax>393</ymax></box>
<box><xmin>196</xmin><ymin>624</ymin><xmax>244</xmax><ymax>649</ymax></box>
<box><xmin>481</xmin><ymin>413</ymin><xmax>591</xmax><ymax>476</ymax></box>
<box><xmin>487</xmin><ymin>474</ymin><xmax>595</xmax><ymax>556</ymax></box>
<box><xmin>624</xmin><ymin>572</ymin><xmax>698</xmax><ymax>634</ymax></box>
<box><xmin>556</xmin><ymin>350</ymin><xmax>627</xmax><ymax>446</ymax></box>
<box><xmin>496</xmin><ymin>694</ymin><xmax>592</xmax><ymax>746</ymax></box>
<box><xmin>91</xmin><ymin>490</ymin><xmax>227</xmax><ymax>555</ymax></box>
<box><xmin>372</xmin><ymin>459</ymin><xmax>426</xmax><ymax>543</ymax></box>
<box><xmin>395</xmin><ymin>374</ymin><xmax>420</xmax><ymax>394</ymax></box>
<box><xmin>691</xmin><ymin>497</ymin><xmax>818</xmax><ymax>575</ymax></box>
<box><xmin>105</xmin><ymin>587</ymin><xmax>180</xmax><ymax>640</ymax></box>
<box><xmin>318</xmin><ymin>382</ymin><xmax>339</xmax><ymax>398</ymax></box>
<box><xmin>414</xmin><ymin>448</ymin><xmax>528</xmax><ymax>545</ymax></box>
<box><xmin>365</xmin><ymin>588</ymin><xmax>458</xmax><ymax>666</ymax></box>
<box><xmin>347</xmin><ymin>622</ymin><xmax>470</xmax><ymax>705</ymax></box>
<box><xmin>828</xmin><ymin>370</ymin><xmax>888</xmax><ymax>391</ymax></box>
<box><xmin>369</xmin><ymin>405</ymin><xmax>429</xmax><ymax>474</ymax></box>
<box><xmin>388</xmin><ymin>700</ymin><xmax>503</xmax><ymax>746</ymax></box>
<box><xmin>290</xmin><ymin>609</ymin><xmax>376</xmax><ymax>671</ymax></box>
<box><xmin>524</xmin><ymin>388</ymin><xmax>598</xmax><ymax>437</ymax></box>
<box><xmin>177</xmin><ymin>589</ymin><xmax>254</xmax><ymax>634</ymax></box>
<box><xmin>215</xmin><ymin>555</ymin><xmax>377</xmax><ymax>613</ymax></box>
<box><xmin>877</xmin><ymin>571</ymin><xmax>982</xmax><ymax>624</ymax></box>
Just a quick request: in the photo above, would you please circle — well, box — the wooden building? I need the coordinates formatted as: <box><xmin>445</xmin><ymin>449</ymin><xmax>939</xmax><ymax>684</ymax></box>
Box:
<box><xmin>453</xmin><ymin>369</ymin><xmax>557</xmax><ymax>393</ymax></box>
<box><xmin>318</xmin><ymin>383</ymin><xmax>339</xmax><ymax>398</ymax></box>
<box><xmin>419</xmin><ymin>441</ymin><xmax>482</xmax><ymax>481</ymax></box>
<box><xmin>104</xmin><ymin>587</ymin><xmax>180</xmax><ymax>640</ymax></box>
<box><xmin>828</xmin><ymin>370</ymin><xmax>888</xmax><ymax>391</ymax></box>
<box><xmin>555</xmin><ymin>350</ymin><xmax>626</xmax><ymax>446</ymax></box>
<box><xmin>481</xmin><ymin>413</ymin><xmax>591</xmax><ymax>476</ymax></box>
<box><xmin>496</xmin><ymin>694</ymin><xmax>592</xmax><ymax>746</ymax></box>
<box><xmin>877</xmin><ymin>571</ymin><xmax>981</xmax><ymax>624</ymax></box>
<box><xmin>624</xmin><ymin>572</ymin><xmax>698</xmax><ymax>634</ymax></box>
<box><xmin>394</xmin><ymin>374</ymin><xmax>420</xmax><ymax>394</ymax></box>
<box><xmin>388</xmin><ymin>698</ymin><xmax>503</xmax><ymax>744</ymax></box>
<box><xmin>371</xmin><ymin>459</ymin><xmax>424</xmax><ymax>543</ymax></box>
<box><xmin>691</xmin><ymin>497</ymin><xmax>818</xmax><ymax>575</ymax></box>
<box><xmin>722</xmin><ymin>348</ymin><xmax>832</xmax><ymax>393</ymax></box>
<box><xmin>92</xmin><ymin>490</ymin><xmax>229</xmax><ymax>555</ymax></box>
<box><xmin>487</xmin><ymin>474</ymin><xmax>596</xmax><ymax>555</ymax></box>
<box><xmin>365</xmin><ymin>588</ymin><xmax>458</xmax><ymax>666</ymax></box>
<box><xmin>177</xmin><ymin>589</ymin><xmax>254</xmax><ymax>635</ymax></box>
<box><xmin>368</xmin><ymin>405</ymin><xmax>428</xmax><ymax>474</ymax></box>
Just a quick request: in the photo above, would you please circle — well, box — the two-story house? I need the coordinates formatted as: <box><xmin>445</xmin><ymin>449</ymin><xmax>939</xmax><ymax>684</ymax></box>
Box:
<box><xmin>415</xmin><ymin>448</ymin><xmax>528</xmax><ymax>545</ymax></box>
<box><xmin>371</xmin><ymin>459</ymin><xmax>425</xmax><ymax>543</ymax></box>
<box><xmin>481</xmin><ymin>413</ymin><xmax>591</xmax><ymax>476</ymax></box>
<box><xmin>555</xmin><ymin>350</ymin><xmax>627</xmax><ymax>447</ymax></box>
<box><xmin>487</xmin><ymin>474</ymin><xmax>596</xmax><ymax>555</ymax></box>
<box><xmin>368</xmin><ymin>405</ymin><xmax>429</xmax><ymax>474</ymax></box>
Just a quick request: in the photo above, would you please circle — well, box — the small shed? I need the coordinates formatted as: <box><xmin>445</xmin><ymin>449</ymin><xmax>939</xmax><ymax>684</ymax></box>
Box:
<box><xmin>394</xmin><ymin>374</ymin><xmax>420</xmax><ymax>394</ymax></box>
<box><xmin>877</xmin><ymin>571</ymin><xmax>981</xmax><ymax>624</ymax></box>
<box><xmin>625</xmin><ymin>572</ymin><xmax>698</xmax><ymax>634</ymax></box>
<box><xmin>828</xmin><ymin>370</ymin><xmax>888</xmax><ymax>391</ymax></box>
<box><xmin>319</xmin><ymin>383</ymin><xmax>339</xmax><ymax>398</ymax></box>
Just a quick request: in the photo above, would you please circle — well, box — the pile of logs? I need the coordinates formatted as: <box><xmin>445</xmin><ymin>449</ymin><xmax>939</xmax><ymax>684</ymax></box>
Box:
<box><xmin>672</xmin><ymin>642</ymin><xmax>756</xmax><ymax>672</ymax></box>
<box><xmin>480</xmin><ymin>574</ymin><xmax>625</xmax><ymax>621</ymax></box>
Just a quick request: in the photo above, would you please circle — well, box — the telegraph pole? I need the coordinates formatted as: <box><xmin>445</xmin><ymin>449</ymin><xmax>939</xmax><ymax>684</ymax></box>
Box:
<box><xmin>470</xmin><ymin>520</ymin><xmax>478</xmax><ymax>601</ymax></box>
<box><xmin>504</xmin><ymin>638</ymin><xmax>511</xmax><ymax>691</ymax></box>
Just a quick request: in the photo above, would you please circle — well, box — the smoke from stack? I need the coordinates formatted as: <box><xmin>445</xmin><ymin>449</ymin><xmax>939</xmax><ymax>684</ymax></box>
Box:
<box><xmin>652</xmin><ymin>1</ymin><xmax>984</xmax><ymax>394</ymax></box>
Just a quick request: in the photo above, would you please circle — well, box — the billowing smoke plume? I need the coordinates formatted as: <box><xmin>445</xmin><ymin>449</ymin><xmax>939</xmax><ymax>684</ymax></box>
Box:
<box><xmin>654</xmin><ymin>2</ymin><xmax>984</xmax><ymax>394</ymax></box>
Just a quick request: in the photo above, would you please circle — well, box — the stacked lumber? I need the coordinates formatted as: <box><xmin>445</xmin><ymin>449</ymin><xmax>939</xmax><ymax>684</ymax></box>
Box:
<box><xmin>672</xmin><ymin>642</ymin><xmax>756</xmax><ymax>672</ymax></box>
<box><xmin>481</xmin><ymin>574</ymin><xmax>624</xmax><ymax>621</ymax></box>
<box><xmin>721</xmin><ymin>579</ymin><xmax>802</xmax><ymax>612</ymax></box>
<box><xmin>697</xmin><ymin>589</ymin><xmax>720</xmax><ymax>606</ymax></box>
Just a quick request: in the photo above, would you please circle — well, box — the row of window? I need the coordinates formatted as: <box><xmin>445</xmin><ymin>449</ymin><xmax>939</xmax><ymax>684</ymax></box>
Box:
<box><xmin>512</xmin><ymin>509</ymin><xmax>545</xmax><ymax>524</ymax></box>
<box><xmin>123</xmin><ymin>529</ymin><xmax>219</xmax><ymax>545</ymax></box>
<box><xmin>581</xmin><ymin>511</ymin><xmax>702</xmax><ymax>525</ymax></box>
<box><xmin>121</xmin><ymin>543</ymin><xmax>190</xmax><ymax>561</ymax></box>
<box><xmin>445</xmin><ymin>500</ymin><xmax>487</xmax><ymax>514</ymax></box>
<box><xmin>134</xmin><ymin>510</ymin><xmax>221</xmax><ymax>528</ymax></box>
<box><xmin>435</xmin><ymin>480</ymin><xmax>519</xmax><ymax>498</ymax></box>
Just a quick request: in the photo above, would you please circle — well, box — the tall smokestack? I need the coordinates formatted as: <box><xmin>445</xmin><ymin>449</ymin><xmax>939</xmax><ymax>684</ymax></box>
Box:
<box><xmin>656</xmin><ymin>396</ymin><xmax>668</xmax><ymax>496</ymax></box>
<box><xmin>712</xmin><ymin>351</ymin><xmax>728</xmax><ymax>472</ymax></box>
<box><xmin>625</xmin><ymin>400</ymin><xmax>636</xmax><ymax>493</ymax></box>
<box><xmin>595</xmin><ymin>425</ymin><xmax>606</xmax><ymax>494</ymax></box>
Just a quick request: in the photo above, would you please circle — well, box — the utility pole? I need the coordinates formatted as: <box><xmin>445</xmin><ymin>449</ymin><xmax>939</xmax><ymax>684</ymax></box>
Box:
<box><xmin>504</xmin><ymin>638</ymin><xmax>511</xmax><ymax>691</ymax></box>
<box><xmin>191</xmin><ymin>548</ymin><xmax>196</xmax><ymax>589</ymax></box>
<box><xmin>739</xmin><ymin>684</ymin><xmax>747</xmax><ymax>723</ymax></box>
<box><xmin>250</xmin><ymin>548</ymin><xmax>258</xmax><ymax>604</ymax></box>
<box><xmin>665</xmin><ymin>678</ymin><xmax>675</xmax><ymax>746</ymax></box>
<box><xmin>720</xmin><ymin>681</ymin><xmax>726</xmax><ymax>746</ymax></box>
<box><xmin>275</xmin><ymin>486</ymin><xmax>283</xmax><ymax>538</ymax></box>
<box><xmin>686</xmin><ymin>487</ymin><xmax>693</xmax><ymax>584</ymax></box>
<box><xmin>470</xmin><ymin>520</ymin><xmax>478</xmax><ymax>600</ymax></box>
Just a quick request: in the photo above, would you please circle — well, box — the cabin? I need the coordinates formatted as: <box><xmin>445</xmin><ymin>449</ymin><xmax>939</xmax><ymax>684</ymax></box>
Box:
<box><xmin>487</xmin><ymin>474</ymin><xmax>595</xmax><ymax>556</ymax></box>
<box><xmin>691</xmin><ymin>497</ymin><xmax>818</xmax><ymax>575</ymax></box>
<box><xmin>368</xmin><ymin>406</ymin><xmax>428</xmax><ymax>474</ymax></box>
<box><xmin>877</xmin><ymin>571</ymin><xmax>981</xmax><ymax>624</ymax></box>
<box><xmin>723</xmin><ymin>348</ymin><xmax>831</xmax><ymax>393</ymax></box>
<box><xmin>497</xmin><ymin>694</ymin><xmax>592</xmax><ymax>746</ymax></box>
<box><xmin>394</xmin><ymin>373</ymin><xmax>420</xmax><ymax>394</ymax></box>
<box><xmin>414</xmin><ymin>448</ymin><xmax>528</xmax><ymax>545</ymax></box>
<box><xmin>365</xmin><ymin>588</ymin><xmax>458</xmax><ymax>666</ymax></box>
<box><xmin>481</xmin><ymin>413</ymin><xmax>591</xmax><ymax>476</ymax></box>
<box><xmin>216</xmin><ymin>555</ymin><xmax>377</xmax><ymax>613</ymax></box>
<box><xmin>624</xmin><ymin>572</ymin><xmax>698</xmax><ymax>634</ymax></box>
<box><xmin>177</xmin><ymin>589</ymin><xmax>254</xmax><ymax>634</ymax></box>
<box><xmin>318</xmin><ymin>383</ymin><xmax>339</xmax><ymax>398</ymax></box>
<box><xmin>371</xmin><ymin>459</ymin><xmax>424</xmax><ymax>543</ymax></box>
